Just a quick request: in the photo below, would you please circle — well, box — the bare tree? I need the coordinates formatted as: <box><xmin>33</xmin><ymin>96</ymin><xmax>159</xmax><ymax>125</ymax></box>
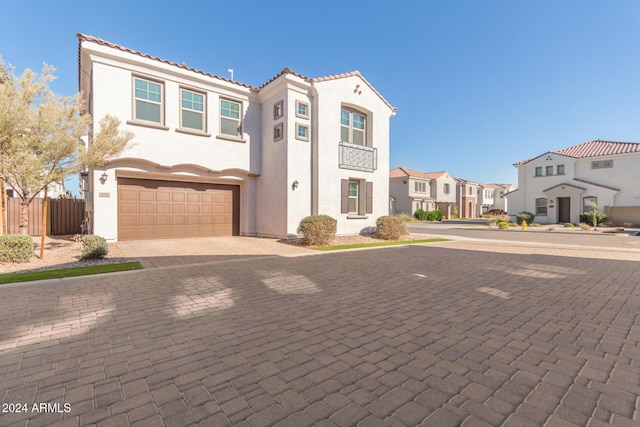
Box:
<box><xmin>0</xmin><ymin>58</ymin><xmax>134</xmax><ymax>234</ymax></box>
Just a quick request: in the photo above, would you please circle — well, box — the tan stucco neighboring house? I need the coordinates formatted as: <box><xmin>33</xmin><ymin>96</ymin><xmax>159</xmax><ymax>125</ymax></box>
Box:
<box><xmin>389</xmin><ymin>167</ymin><xmax>457</xmax><ymax>218</ymax></box>
<box><xmin>506</xmin><ymin>140</ymin><xmax>640</xmax><ymax>224</ymax></box>
<box><xmin>78</xmin><ymin>34</ymin><xmax>396</xmax><ymax>241</ymax></box>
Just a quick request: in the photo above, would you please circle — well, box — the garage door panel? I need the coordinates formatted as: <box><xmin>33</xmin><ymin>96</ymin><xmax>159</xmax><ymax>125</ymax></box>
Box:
<box><xmin>118</xmin><ymin>178</ymin><xmax>239</xmax><ymax>240</ymax></box>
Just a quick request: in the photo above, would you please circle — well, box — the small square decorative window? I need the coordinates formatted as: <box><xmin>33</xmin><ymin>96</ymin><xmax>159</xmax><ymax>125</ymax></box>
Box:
<box><xmin>557</xmin><ymin>165</ymin><xmax>565</xmax><ymax>175</ymax></box>
<box><xmin>296</xmin><ymin>101</ymin><xmax>309</xmax><ymax>119</ymax></box>
<box><xmin>546</xmin><ymin>166</ymin><xmax>553</xmax><ymax>175</ymax></box>
<box><xmin>273</xmin><ymin>123</ymin><xmax>283</xmax><ymax>142</ymax></box>
<box><xmin>134</xmin><ymin>77</ymin><xmax>163</xmax><ymax>123</ymax></box>
<box><xmin>220</xmin><ymin>99</ymin><xmax>241</xmax><ymax>137</ymax></box>
<box><xmin>296</xmin><ymin>124</ymin><xmax>309</xmax><ymax>141</ymax></box>
<box><xmin>180</xmin><ymin>89</ymin><xmax>205</xmax><ymax>131</ymax></box>
<box><xmin>273</xmin><ymin>100</ymin><xmax>283</xmax><ymax>120</ymax></box>
<box><xmin>535</xmin><ymin>167</ymin><xmax>542</xmax><ymax>177</ymax></box>
<box><xmin>603</xmin><ymin>160</ymin><xmax>613</xmax><ymax>168</ymax></box>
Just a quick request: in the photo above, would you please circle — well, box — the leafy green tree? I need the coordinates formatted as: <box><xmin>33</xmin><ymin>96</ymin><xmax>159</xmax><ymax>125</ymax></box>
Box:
<box><xmin>0</xmin><ymin>59</ymin><xmax>133</xmax><ymax>233</ymax></box>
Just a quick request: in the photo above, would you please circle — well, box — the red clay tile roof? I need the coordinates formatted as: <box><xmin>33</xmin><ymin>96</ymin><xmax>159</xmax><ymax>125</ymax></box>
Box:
<box><xmin>390</xmin><ymin>167</ymin><xmax>449</xmax><ymax>179</ymax></box>
<box><xmin>515</xmin><ymin>140</ymin><xmax>640</xmax><ymax>165</ymax></box>
<box><xmin>78</xmin><ymin>34</ymin><xmax>397</xmax><ymax>112</ymax></box>
<box><xmin>77</xmin><ymin>33</ymin><xmax>254</xmax><ymax>90</ymax></box>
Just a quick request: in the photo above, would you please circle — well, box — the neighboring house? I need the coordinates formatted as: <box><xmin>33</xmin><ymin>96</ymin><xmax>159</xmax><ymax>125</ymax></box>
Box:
<box><xmin>477</xmin><ymin>183</ymin><xmax>515</xmax><ymax>215</ymax></box>
<box><xmin>5</xmin><ymin>181</ymin><xmax>69</xmax><ymax>199</ymax></box>
<box><xmin>389</xmin><ymin>167</ymin><xmax>435</xmax><ymax>215</ymax></box>
<box><xmin>78</xmin><ymin>34</ymin><xmax>396</xmax><ymax>241</ymax></box>
<box><xmin>506</xmin><ymin>140</ymin><xmax>640</xmax><ymax>224</ymax></box>
<box><xmin>389</xmin><ymin>168</ymin><xmax>457</xmax><ymax>218</ymax></box>
<box><xmin>455</xmin><ymin>178</ymin><xmax>480</xmax><ymax>219</ymax></box>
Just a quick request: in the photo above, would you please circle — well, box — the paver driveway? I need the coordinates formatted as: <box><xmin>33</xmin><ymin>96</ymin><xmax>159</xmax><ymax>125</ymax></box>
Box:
<box><xmin>1</xmin><ymin>242</ymin><xmax>639</xmax><ymax>426</ymax></box>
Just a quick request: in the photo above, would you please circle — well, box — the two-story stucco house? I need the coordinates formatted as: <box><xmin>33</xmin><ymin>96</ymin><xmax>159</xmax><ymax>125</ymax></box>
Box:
<box><xmin>389</xmin><ymin>167</ymin><xmax>457</xmax><ymax>218</ymax></box>
<box><xmin>477</xmin><ymin>183</ymin><xmax>515</xmax><ymax>215</ymax></box>
<box><xmin>506</xmin><ymin>140</ymin><xmax>640</xmax><ymax>224</ymax></box>
<box><xmin>77</xmin><ymin>34</ymin><xmax>396</xmax><ymax>241</ymax></box>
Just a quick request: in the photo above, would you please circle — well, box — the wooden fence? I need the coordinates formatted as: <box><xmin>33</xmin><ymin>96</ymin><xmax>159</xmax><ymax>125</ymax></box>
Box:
<box><xmin>4</xmin><ymin>198</ymin><xmax>85</xmax><ymax>236</ymax></box>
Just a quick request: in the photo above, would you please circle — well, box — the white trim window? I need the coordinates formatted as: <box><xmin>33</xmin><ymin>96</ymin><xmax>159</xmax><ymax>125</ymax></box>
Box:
<box><xmin>348</xmin><ymin>181</ymin><xmax>359</xmax><ymax>213</ymax></box>
<box><xmin>536</xmin><ymin>198</ymin><xmax>547</xmax><ymax>215</ymax></box>
<box><xmin>134</xmin><ymin>77</ymin><xmax>163</xmax><ymax>123</ymax></box>
<box><xmin>273</xmin><ymin>123</ymin><xmax>283</xmax><ymax>142</ymax></box>
<box><xmin>273</xmin><ymin>100</ymin><xmax>283</xmax><ymax>120</ymax></box>
<box><xmin>583</xmin><ymin>196</ymin><xmax>597</xmax><ymax>212</ymax></box>
<box><xmin>180</xmin><ymin>89</ymin><xmax>205</xmax><ymax>131</ymax></box>
<box><xmin>296</xmin><ymin>124</ymin><xmax>309</xmax><ymax>141</ymax></box>
<box><xmin>414</xmin><ymin>181</ymin><xmax>426</xmax><ymax>193</ymax></box>
<box><xmin>220</xmin><ymin>99</ymin><xmax>241</xmax><ymax>137</ymax></box>
<box><xmin>296</xmin><ymin>101</ymin><xmax>309</xmax><ymax>119</ymax></box>
<box><xmin>340</xmin><ymin>108</ymin><xmax>366</xmax><ymax>145</ymax></box>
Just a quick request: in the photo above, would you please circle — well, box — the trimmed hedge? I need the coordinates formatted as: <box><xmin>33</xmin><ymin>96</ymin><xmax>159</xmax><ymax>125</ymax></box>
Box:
<box><xmin>375</xmin><ymin>215</ymin><xmax>408</xmax><ymax>240</ymax></box>
<box><xmin>414</xmin><ymin>209</ymin><xmax>428</xmax><ymax>221</ymax></box>
<box><xmin>0</xmin><ymin>234</ymin><xmax>34</xmax><ymax>263</ymax></box>
<box><xmin>414</xmin><ymin>209</ymin><xmax>444</xmax><ymax>221</ymax></box>
<box><xmin>80</xmin><ymin>235</ymin><xmax>109</xmax><ymax>260</ymax></box>
<box><xmin>516</xmin><ymin>211</ymin><xmax>535</xmax><ymax>225</ymax></box>
<box><xmin>297</xmin><ymin>215</ymin><xmax>337</xmax><ymax>246</ymax></box>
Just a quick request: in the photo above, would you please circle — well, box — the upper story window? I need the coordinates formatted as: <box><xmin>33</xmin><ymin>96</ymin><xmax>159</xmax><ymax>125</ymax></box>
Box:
<box><xmin>592</xmin><ymin>160</ymin><xmax>613</xmax><ymax>169</ymax></box>
<box><xmin>546</xmin><ymin>166</ymin><xmax>553</xmax><ymax>175</ymax></box>
<box><xmin>220</xmin><ymin>99</ymin><xmax>241</xmax><ymax>137</ymax></box>
<box><xmin>296</xmin><ymin>101</ymin><xmax>309</xmax><ymax>119</ymax></box>
<box><xmin>273</xmin><ymin>100</ymin><xmax>283</xmax><ymax>120</ymax></box>
<box><xmin>134</xmin><ymin>77</ymin><xmax>163</xmax><ymax>123</ymax></box>
<box><xmin>296</xmin><ymin>123</ymin><xmax>309</xmax><ymax>141</ymax></box>
<box><xmin>180</xmin><ymin>89</ymin><xmax>205</xmax><ymax>131</ymax></box>
<box><xmin>341</xmin><ymin>108</ymin><xmax>366</xmax><ymax>145</ymax></box>
<box><xmin>443</xmin><ymin>183</ymin><xmax>450</xmax><ymax>194</ymax></box>
<box><xmin>414</xmin><ymin>181</ymin><xmax>426</xmax><ymax>193</ymax></box>
<box><xmin>535</xmin><ymin>167</ymin><xmax>542</xmax><ymax>177</ymax></box>
<box><xmin>273</xmin><ymin>123</ymin><xmax>283</xmax><ymax>142</ymax></box>
<box><xmin>557</xmin><ymin>164</ymin><xmax>565</xmax><ymax>175</ymax></box>
<box><xmin>468</xmin><ymin>187</ymin><xmax>473</xmax><ymax>195</ymax></box>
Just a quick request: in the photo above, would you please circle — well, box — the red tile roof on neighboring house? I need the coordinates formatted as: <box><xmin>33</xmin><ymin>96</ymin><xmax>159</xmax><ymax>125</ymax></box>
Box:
<box><xmin>514</xmin><ymin>140</ymin><xmax>640</xmax><ymax>165</ymax></box>
<box><xmin>389</xmin><ymin>167</ymin><xmax>449</xmax><ymax>180</ymax></box>
<box><xmin>77</xmin><ymin>34</ymin><xmax>396</xmax><ymax>112</ymax></box>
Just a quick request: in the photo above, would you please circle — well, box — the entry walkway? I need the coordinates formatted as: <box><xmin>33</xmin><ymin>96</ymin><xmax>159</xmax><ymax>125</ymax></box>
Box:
<box><xmin>114</xmin><ymin>236</ymin><xmax>314</xmax><ymax>269</ymax></box>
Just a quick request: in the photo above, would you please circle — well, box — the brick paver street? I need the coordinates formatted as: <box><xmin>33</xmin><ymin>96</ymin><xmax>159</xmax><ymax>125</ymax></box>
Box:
<box><xmin>1</xmin><ymin>241</ymin><xmax>639</xmax><ymax>426</ymax></box>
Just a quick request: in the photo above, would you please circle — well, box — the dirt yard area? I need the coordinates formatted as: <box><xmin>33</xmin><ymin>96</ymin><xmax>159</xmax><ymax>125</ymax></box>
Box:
<box><xmin>0</xmin><ymin>235</ymin><xmax>130</xmax><ymax>274</ymax></box>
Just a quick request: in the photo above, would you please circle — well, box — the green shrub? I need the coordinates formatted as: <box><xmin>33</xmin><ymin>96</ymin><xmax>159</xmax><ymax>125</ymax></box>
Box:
<box><xmin>375</xmin><ymin>216</ymin><xmax>408</xmax><ymax>240</ymax></box>
<box><xmin>516</xmin><ymin>211</ymin><xmax>535</xmax><ymax>225</ymax></box>
<box><xmin>427</xmin><ymin>209</ymin><xmax>444</xmax><ymax>221</ymax></box>
<box><xmin>0</xmin><ymin>234</ymin><xmax>34</xmax><ymax>263</ymax></box>
<box><xmin>580</xmin><ymin>211</ymin><xmax>608</xmax><ymax>226</ymax></box>
<box><xmin>414</xmin><ymin>208</ymin><xmax>428</xmax><ymax>221</ymax></box>
<box><xmin>297</xmin><ymin>215</ymin><xmax>337</xmax><ymax>246</ymax></box>
<box><xmin>489</xmin><ymin>214</ymin><xmax>512</xmax><ymax>226</ymax></box>
<box><xmin>564</xmin><ymin>223</ymin><xmax>574</xmax><ymax>228</ymax></box>
<box><xmin>80</xmin><ymin>235</ymin><xmax>109</xmax><ymax>260</ymax></box>
<box><xmin>498</xmin><ymin>222</ymin><xmax>510</xmax><ymax>229</ymax></box>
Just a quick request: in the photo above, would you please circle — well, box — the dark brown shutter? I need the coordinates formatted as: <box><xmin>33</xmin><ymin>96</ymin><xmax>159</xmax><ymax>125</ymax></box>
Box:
<box><xmin>366</xmin><ymin>181</ymin><xmax>373</xmax><ymax>214</ymax></box>
<box><xmin>341</xmin><ymin>179</ymin><xmax>349</xmax><ymax>213</ymax></box>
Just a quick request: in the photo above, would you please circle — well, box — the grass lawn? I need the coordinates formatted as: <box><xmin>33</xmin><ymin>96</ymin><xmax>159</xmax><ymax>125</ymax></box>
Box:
<box><xmin>313</xmin><ymin>238</ymin><xmax>449</xmax><ymax>251</ymax></box>
<box><xmin>0</xmin><ymin>262</ymin><xmax>144</xmax><ymax>285</ymax></box>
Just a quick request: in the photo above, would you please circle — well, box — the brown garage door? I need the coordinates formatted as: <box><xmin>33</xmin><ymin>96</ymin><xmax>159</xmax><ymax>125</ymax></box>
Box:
<box><xmin>117</xmin><ymin>178</ymin><xmax>240</xmax><ymax>240</ymax></box>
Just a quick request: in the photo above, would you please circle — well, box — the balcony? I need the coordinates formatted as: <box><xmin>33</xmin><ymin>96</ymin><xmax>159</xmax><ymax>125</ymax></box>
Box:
<box><xmin>338</xmin><ymin>141</ymin><xmax>377</xmax><ymax>172</ymax></box>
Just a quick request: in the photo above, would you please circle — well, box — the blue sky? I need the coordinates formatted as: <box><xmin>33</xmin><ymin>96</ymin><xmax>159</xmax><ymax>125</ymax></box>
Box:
<box><xmin>2</xmin><ymin>1</ymin><xmax>639</xmax><ymax>196</ymax></box>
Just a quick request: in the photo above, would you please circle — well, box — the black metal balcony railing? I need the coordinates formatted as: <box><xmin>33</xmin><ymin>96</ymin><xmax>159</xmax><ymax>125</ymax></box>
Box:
<box><xmin>338</xmin><ymin>141</ymin><xmax>377</xmax><ymax>172</ymax></box>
